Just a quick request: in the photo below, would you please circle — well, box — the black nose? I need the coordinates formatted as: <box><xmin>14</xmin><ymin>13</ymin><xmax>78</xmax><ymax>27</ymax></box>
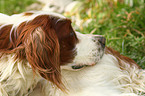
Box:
<box><xmin>98</xmin><ymin>37</ymin><xmax>106</xmax><ymax>48</ymax></box>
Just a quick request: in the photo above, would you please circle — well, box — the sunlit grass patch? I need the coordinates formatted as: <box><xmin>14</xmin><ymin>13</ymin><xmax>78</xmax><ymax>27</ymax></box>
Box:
<box><xmin>0</xmin><ymin>0</ymin><xmax>36</xmax><ymax>15</ymax></box>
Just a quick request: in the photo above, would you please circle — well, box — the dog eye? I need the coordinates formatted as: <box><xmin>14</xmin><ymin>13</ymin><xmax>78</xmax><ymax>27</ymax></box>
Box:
<box><xmin>70</xmin><ymin>31</ymin><xmax>74</xmax><ymax>36</ymax></box>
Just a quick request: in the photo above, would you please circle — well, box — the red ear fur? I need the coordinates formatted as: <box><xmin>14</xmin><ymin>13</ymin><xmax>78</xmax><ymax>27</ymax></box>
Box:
<box><xmin>22</xmin><ymin>16</ymin><xmax>65</xmax><ymax>90</ymax></box>
<box><xmin>25</xmin><ymin>27</ymin><xmax>61</xmax><ymax>84</ymax></box>
<box><xmin>0</xmin><ymin>25</ymin><xmax>13</xmax><ymax>51</ymax></box>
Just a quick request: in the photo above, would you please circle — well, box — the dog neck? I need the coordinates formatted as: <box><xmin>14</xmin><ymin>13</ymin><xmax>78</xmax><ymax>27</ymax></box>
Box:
<box><xmin>44</xmin><ymin>52</ymin><xmax>144</xmax><ymax>96</ymax></box>
<box><xmin>44</xmin><ymin>54</ymin><xmax>122</xmax><ymax>96</ymax></box>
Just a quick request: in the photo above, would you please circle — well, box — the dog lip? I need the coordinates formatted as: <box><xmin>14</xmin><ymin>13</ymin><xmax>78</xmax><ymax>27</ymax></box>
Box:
<box><xmin>72</xmin><ymin>63</ymin><xmax>96</xmax><ymax>69</ymax></box>
<box><xmin>72</xmin><ymin>65</ymin><xmax>85</xmax><ymax>69</ymax></box>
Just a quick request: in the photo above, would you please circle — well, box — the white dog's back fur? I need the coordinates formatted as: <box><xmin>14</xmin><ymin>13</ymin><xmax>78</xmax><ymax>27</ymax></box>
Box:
<box><xmin>30</xmin><ymin>53</ymin><xmax>145</xmax><ymax>96</ymax></box>
<box><xmin>40</xmin><ymin>54</ymin><xmax>145</xmax><ymax>96</ymax></box>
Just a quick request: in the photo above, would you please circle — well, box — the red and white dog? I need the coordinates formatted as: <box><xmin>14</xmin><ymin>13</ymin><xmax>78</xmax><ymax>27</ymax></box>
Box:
<box><xmin>0</xmin><ymin>11</ymin><xmax>145</xmax><ymax>96</ymax></box>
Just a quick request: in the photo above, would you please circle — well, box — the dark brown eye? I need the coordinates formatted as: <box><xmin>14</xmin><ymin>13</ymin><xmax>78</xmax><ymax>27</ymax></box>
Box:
<box><xmin>70</xmin><ymin>31</ymin><xmax>74</xmax><ymax>36</ymax></box>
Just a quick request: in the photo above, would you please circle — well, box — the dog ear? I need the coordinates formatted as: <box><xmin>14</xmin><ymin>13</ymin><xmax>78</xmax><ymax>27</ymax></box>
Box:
<box><xmin>0</xmin><ymin>15</ymin><xmax>65</xmax><ymax>90</ymax></box>
<box><xmin>23</xmin><ymin>25</ymin><xmax>64</xmax><ymax>89</ymax></box>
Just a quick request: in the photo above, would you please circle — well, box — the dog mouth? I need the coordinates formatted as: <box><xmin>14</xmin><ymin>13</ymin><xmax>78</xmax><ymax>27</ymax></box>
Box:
<box><xmin>72</xmin><ymin>65</ymin><xmax>86</xmax><ymax>69</ymax></box>
<box><xmin>71</xmin><ymin>63</ymin><xmax>96</xmax><ymax>70</ymax></box>
<box><xmin>71</xmin><ymin>49</ymin><xmax>105</xmax><ymax>70</ymax></box>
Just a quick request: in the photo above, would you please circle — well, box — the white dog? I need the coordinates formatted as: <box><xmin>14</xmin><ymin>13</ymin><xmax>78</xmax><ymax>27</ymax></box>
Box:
<box><xmin>0</xmin><ymin>11</ymin><xmax>144</xmax><ymax>96</ymax></box>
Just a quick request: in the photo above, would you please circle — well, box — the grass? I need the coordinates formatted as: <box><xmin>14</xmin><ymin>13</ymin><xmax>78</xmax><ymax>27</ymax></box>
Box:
<box><xmin>0</xmin><ymin>0</ymin><xmax>36</xmax><ymax>15</ymax></box>
<box><xmin>0</xmin><ymin>0</ymin><xmax>145</xmax><ymax>68</ymax></box>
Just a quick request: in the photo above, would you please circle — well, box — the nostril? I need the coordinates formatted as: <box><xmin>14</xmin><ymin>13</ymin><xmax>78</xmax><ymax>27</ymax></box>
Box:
<box><xmin>98</xmin><ymin>37</ymin><xmax>106</xmax><ymax>45</ymax></box>
<box><xmin>92</xmin><ymin>35</ymin><xmax>106</xmax><ymax>48</ymax></box>
<box><xmin>98</xmin><ymin>37</ymin><xmax>106</xmax><ymax>48</ymax></box>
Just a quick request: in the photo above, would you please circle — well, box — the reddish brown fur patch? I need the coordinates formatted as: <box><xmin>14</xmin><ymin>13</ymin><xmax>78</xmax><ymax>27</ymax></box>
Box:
<box><xmin>23</xmin><ymin>12</ymin><xmax>34</xmax><ymax>16</ymax></box>
<box><xmin>17</xmin><ymin>15</ymin><xmax>64</xmax><ymax>90</ymax></box>
<box><xmin>0</xmin><ymin>25</ymin><xmax>13</xmax><ymax>50</ymax></box>
<box><xmin>54</xmin><ymin>18</ymin><xmax>78</xmax><ymax>65</ymax></box>
<box><xmin>105</xmin><ymin>47</ymin><xmax>140</xmax><ymax>69</ymax></box>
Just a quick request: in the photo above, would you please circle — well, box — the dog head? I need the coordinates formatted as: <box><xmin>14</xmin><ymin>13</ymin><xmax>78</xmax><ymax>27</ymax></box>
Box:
<box><xmin>0</xmin><ymin>11</ymin><xmax>105</xmax><ymax>90</ymax></box>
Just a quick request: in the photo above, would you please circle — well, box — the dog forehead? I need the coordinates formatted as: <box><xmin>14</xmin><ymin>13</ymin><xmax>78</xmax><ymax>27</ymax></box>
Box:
<box><xmin>9</xmin><ymin>11</ymin><xmax>66</xmax><ymax>27</ymax></box>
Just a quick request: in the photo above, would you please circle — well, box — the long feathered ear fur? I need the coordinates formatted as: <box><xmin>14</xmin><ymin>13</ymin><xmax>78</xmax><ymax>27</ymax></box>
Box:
<box><xmin>21</xmin><ymin>16</ymin><xmax>64</xmax><ymax>90</ymax></box>
<box><xmin>24</xmin><ymin>27</ymin><xmax>62</xmax><ymax>87</ymax></box>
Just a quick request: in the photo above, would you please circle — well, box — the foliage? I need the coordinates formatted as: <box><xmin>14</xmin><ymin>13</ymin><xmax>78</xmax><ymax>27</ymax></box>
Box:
<box><xmin>0</xmin><ymin>0</ymin><xmax>36</xmax><ymax>15</ymax></box>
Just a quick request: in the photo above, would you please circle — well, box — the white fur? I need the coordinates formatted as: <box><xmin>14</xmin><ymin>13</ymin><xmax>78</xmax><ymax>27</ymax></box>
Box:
<box><xmin>0</xmin><ymin>54</ymin><xmax>41</xmax><ymax>96</ymax></box>
<box><xmin>0</xmin><ymin>13</ymin><xmax>11</xmax><ymax>24</ymax></box>
<box><xmin>42</xmin><ymin>54</ymin><xmax>145</xmax><ymax>96</ymax></box>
